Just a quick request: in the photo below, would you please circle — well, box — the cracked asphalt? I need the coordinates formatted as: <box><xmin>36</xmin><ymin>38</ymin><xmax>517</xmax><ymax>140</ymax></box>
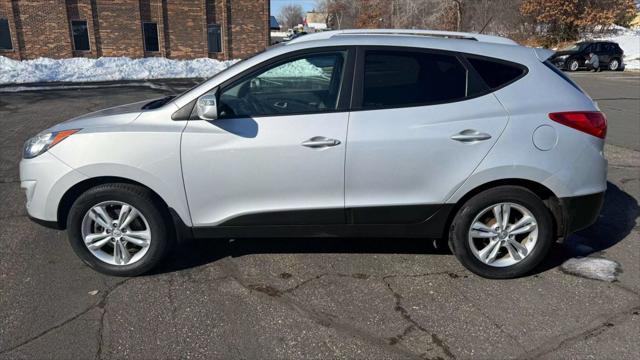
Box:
<box><xmin>1</xmin><ymin>72</ymin><xmax>638</xmax><ymax>359</ymax></box>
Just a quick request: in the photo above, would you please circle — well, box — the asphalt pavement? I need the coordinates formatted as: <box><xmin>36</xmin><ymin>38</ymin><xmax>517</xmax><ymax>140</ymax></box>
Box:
<box><xmin>0</xmin><ymin>72</ymin><xmax>638</xmax><ymax>359</ymax></box>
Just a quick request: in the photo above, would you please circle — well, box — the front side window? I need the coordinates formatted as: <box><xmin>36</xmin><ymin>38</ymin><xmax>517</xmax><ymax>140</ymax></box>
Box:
<box><xmin>362</xmin><ymin>50</ymin><xmax>468</xmax><ymax>109</ymax></box>
<box><xmin>0</xmin><ymin>18</ymin><xmax>12</xmax><ymax>50</ymax></box>
<box><xmin>143</xmin><ymin>22</ymin><xmax>159</xmax><ymax>52</ymax></box>
<box><xmin>71</xmin><ymin>20</ymin><xmax>90</xmax><ymax>51</ymax></box>
<box><xmin>219</xmin><ymin>52</ymin><xmax>346</xmax><ymax>118</ymax></box>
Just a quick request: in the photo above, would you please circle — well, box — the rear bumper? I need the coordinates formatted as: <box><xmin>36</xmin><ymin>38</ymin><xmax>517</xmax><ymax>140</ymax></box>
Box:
<box><xmin>560</xmin><ymin>192</ymin><xmax>605</xmax><ymax>235</ymax></box>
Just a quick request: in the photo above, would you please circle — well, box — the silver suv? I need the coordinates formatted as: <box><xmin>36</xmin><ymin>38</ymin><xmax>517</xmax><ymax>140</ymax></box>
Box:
<box><xmin>20</xmin><ymin>30</ymin><xmax>607</xmax><ymax>278</ymax></box>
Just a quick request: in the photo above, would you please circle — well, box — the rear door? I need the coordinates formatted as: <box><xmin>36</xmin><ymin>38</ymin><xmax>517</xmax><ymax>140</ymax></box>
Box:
<box><xmin>593</xmin><ymin>43</ymin><xmax>609</xmax><ymax>65</ymax></box>
<box><xmin>344</xmin><ymin>48</ymin><xmax>513</xmax><ymax>223</ymax></box>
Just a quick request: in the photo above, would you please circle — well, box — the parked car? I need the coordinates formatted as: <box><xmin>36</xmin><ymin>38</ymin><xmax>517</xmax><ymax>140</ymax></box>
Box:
<box><xmin>549</xmin><ymin>40</ymin><xmax>625</xmax><ymax>71</ymax></box>
<box><xmin>20</xmin><ymin>29</ymin><xmax>607</xmax><ymax>278</ymax></box>
<box><xmin>283</xmin><ymin>30</ymin><xmax>307</xmax><ymax>42</ymax></box>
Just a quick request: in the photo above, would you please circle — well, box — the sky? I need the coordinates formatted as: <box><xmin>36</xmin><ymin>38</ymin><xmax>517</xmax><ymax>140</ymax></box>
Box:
<box><xmin>270</xmin><ymin>0</ymin><xmax>317</xmax><ymax>16</ymax></box>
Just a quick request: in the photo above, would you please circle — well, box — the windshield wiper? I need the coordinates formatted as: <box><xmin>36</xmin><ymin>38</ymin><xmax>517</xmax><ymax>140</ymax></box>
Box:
<box><xmin>142</xmin><ymin>95</ymin><xmax>176</xmax><ymax>110</ymax></box>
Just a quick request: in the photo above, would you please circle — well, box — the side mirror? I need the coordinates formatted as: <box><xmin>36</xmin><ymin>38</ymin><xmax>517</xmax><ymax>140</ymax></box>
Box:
<box><xmin>196</xmin><ymin>94</ymin><xmax>218</xmax><ymax>120</ymax></box>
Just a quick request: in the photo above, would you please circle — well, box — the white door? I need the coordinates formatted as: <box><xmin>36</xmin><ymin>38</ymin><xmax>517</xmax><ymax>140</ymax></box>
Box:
<box><xmin>182</xmin><ymin>50</ymin><xmax>351</xmax><ymax>226</ymax></box>
<box><xmin>345</xmin><ymin>49</ymin><xmax>509</xmax><ymax>222</ymax></box>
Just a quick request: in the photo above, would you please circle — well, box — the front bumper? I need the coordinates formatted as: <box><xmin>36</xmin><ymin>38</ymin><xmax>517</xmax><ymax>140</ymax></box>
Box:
<box><xmin>550</xmin><ymin>59</ymin><xmax>568</xmax><ymax>69</ymax></box>
<box><xmin>19</xmin><ymin>152</ymin><xmax>87</xmax><ymax>225</ymax></box>
<box><xmin>560</xmin><ymin>192</ymin><xmax>605</xmax><ymax>235</ymax></box>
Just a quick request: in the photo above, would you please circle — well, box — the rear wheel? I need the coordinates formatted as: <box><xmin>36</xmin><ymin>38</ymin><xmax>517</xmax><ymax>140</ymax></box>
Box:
<box><xmin>67</xmin><ymin>183</ymin><xmax>171</xmax><ymax>276</ymax></box>
<box><xmin>449</xmin><ymin>186</ymin><xmax>554</xmax><ymax>279</ymax></box>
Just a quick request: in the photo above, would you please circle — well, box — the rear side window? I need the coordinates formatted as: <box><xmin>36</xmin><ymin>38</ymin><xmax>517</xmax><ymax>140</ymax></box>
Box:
<box><xmin>362</xmin><ymin>50</ymin><xmax>468</xmax><ymax>108</ymax></box>
<box><xmin>466</xmin><ymin>57</ymin><xmax>526</xmax><ymax>90</ymax></box>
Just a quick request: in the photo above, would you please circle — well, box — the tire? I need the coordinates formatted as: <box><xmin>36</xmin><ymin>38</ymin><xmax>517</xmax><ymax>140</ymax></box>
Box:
<box><xmin>67</xmin><ymin>183</ymin><xmax>172</xmax><ymax>276</ymax></box>
<box><xmin>608</xmin><ymin>58</ymin><xmax>620</xmax><ymax>71</ymax></box>
<box><xmin>567</xmin><ymin>59</ymin><xmax>580</xmax><ymax>72</ymax></box>
<box><xmin>448</xmin><ymin>186</ymin><xmax>554</xmax><ymax>279</ymax></box>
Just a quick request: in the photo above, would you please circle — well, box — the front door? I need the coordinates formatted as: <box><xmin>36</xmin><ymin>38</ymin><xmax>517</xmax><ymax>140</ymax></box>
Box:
<box><xmin>181</xmin><ymin>50</ymin><xmax>352</xmax><ymax>227</ymax></box>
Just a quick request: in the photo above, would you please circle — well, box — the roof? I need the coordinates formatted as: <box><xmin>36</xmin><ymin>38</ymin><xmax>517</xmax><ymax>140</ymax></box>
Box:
<box><xmin>173</xmin><ymin>30</ymin><xmax>540</xmax><ymax>109</ymax></box>
<box><xmin>287</xmin><ymin>29</ymin><xmax>519</xmax><ymax>46</ymax></box>
<box><xmin>577</xmin><ymin>40</ymin><xmax>616</xmax><ymax>44</ymax></box>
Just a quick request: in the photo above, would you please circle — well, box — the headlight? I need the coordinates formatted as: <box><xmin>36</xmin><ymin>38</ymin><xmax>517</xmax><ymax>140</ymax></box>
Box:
<box><xmin>557</xmin><ymin>55</ymin><xmax>569</xmax><ymax>60</ymax></box>
<box><xmin>23</xmin><ymin>129</ymin><xmax>80</xmax><ymax>159</ymax></box>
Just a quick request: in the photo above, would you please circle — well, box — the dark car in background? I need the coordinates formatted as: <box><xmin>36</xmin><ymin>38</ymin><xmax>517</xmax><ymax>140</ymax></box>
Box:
<box><xmin>550</xmin><ymin>40</ymin><xmax>625</xmax><ymax>72</ymax></box>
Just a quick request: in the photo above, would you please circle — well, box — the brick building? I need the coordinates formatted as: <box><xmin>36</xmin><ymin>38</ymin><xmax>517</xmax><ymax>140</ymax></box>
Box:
<box><xmin>0</xmin><ymin>0</ymin><xmax>270</xmax><ymax>60</ymax></box>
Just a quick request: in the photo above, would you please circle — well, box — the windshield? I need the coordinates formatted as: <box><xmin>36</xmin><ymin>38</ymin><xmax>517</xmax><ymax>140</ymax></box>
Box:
<box><xmin>171</xmin><ymin>45</ymin><xmax>285</xmax><ymax>104</ymax></box>
<box><xmin>561</xmin><ymin>43</ymin><xmax>586</xmax><ymax>52</ymax></box>
<box><xmin>170</xmin><ymin>59</ymin><xmax>244</xmax><ymax>103</ymax></box>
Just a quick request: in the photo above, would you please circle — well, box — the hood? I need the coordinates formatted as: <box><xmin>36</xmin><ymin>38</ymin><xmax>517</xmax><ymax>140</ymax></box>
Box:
<box><xmin>534</xmin><ymin>48</ymin><xmax>556</xmax><ymax>62</ymax></box>
<box><xmin>551</xmin><ymin>50</ymin><xmax>580</xmax><ymax>58</ymax></box>
<box><xmin>48</xmin><ymin>98</ymin><xmax>158</xmax><ymax>133</ymax></box>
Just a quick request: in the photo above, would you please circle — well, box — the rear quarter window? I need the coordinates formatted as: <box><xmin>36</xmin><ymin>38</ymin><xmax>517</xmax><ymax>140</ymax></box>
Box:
<box><xmin>466</xmin><ymin>57</ymin><xmax>527</xmax><ymax>90</ymax></box>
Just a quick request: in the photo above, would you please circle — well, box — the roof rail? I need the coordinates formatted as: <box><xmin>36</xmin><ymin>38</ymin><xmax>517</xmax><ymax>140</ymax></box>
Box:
<box><xmin>287</xmin><ymin>29</ymin><xmax>519</xmax><ymax>46</ymax></box>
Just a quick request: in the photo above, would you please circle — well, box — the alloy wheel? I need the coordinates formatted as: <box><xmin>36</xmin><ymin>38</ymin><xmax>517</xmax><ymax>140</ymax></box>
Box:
<box><xmin>81</xmin><ymin>201</ymin><xmax>151</xmax><ymax>266</ymax></box>
<box><xmin>468</xmin><ymin>202</ymin><xmax>538</xmax><ymax>267</ymax></box>
<box><xmin>609</xmin><ymin>59</ymin><xmax>619</xmax><ymax>71</ymax></box>
<box><xmin>569</xmin><ymin>60</ymin><xmax>579</xmax><ymax>71</ymax></box>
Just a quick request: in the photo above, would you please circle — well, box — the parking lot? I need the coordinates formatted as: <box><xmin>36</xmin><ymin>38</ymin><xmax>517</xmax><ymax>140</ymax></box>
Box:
<box><xmin>0</xmin><ymin>72</ymin><xmax>638</xmax><ymax>359</ymax></box>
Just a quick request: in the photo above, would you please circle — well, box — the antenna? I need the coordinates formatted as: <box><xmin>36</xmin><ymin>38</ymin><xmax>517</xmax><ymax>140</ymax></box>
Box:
<box><xmin>479</xmin><ymin>16</ymin><xmax>494</xmax><ymax>34</ymax></box>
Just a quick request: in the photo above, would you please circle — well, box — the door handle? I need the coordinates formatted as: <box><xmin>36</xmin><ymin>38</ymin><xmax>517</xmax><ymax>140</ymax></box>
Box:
<box><xmin>301</xmin><ymin>136</ymin><xmax>341</xmax><ymax>148</ymax></box>
<box><xmin>451</xmin><ymin>129</ymin><xmax>492</xmax><ymax>143</ymax></box>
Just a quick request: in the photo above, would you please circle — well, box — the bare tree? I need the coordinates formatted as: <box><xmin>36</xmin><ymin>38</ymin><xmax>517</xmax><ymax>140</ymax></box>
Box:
<box><xmin>452</xmin><ymin>0</ymin><xmax>463</xmax><ymax>31</ymax></box>
<box><xmin>277</xmin><ymin>4</ymin><xmax>304</xmax><ymax>30</ymax></box>
<box><xmin>389</xmin><ymin>0</ymin><xmax>450</xmax><ymax>30</ymax></box>
<box><xmin>314</xmin><ymin>0</ymin><xmax>331</xmax><ymax>27</ymax></box>
<box><xmin>320</xmin><ymin>0</ymin><xmax>358</xmax><ymax>30</ymax></box>
<box><xmin>316</xmin><ymin>0</ymin><xmax>531</xmax><ymax>41</ymax></box>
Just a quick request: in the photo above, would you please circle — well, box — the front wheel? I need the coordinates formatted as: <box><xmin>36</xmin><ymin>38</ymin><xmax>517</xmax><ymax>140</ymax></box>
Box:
<box><xmin>67</xmin><ymin>183</ymin><xmax>172</xmax><ymax>276</ymax></box>
<box><xmin>449</xmin><ymin>186</ymin><xmax>554</xmax><ymax>279</ymax></box>
<box><xmin>567</xmin><ymin>59</ymin><xmax>580</xmax><ymax>71</ymax></box>
<box><xmin>608</xmin><ymin>58</ymin><xmax>621</xmax><ymax>71</ymax></box>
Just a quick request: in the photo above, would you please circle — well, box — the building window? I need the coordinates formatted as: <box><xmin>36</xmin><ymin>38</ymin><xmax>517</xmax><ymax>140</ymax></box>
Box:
<box><xmin>143</xmin><ymin>22</ymin><xmax>159</xmax><ymax>52</ymax></box>
<box><xmin>207</xmin><ymin>24</ymin><xmax>222</xmax><ymax>53</ymax></box>
<box><xmin>0</xmin><ymin>18</ymin><xmax>12</xmax><ymax>50</ymax></box>
<box><xmin>71</xmin><ymin>20</ymin><xmax>90</xmax><ymax>51</ymax></box>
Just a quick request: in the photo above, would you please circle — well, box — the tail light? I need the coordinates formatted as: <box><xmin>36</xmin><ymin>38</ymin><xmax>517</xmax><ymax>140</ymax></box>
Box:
<box><xmin>548</xmin><ymin>111</ymin><xmax>607</xmax><ymax>139</ymax></box>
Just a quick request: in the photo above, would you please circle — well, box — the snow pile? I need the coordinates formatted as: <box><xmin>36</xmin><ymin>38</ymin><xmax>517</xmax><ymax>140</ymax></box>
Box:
<box><xmin>591</xmin><ymin>26</ymin><xmax>640</xmax><ymax>70</ymax></box>
<box><xmin>260</xmin><ymin>58</ymin><xmax>328</xmax><ymax>78</ymax></box>
<box><xmin>0</xmin><ymin>56</ymin><xmax>238</xmax><ymax>84</ymax></box>
<box><xmin>560</xmin><ymin>257</ymin><xmax>620</xmax><ymax>282</ymax></box>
